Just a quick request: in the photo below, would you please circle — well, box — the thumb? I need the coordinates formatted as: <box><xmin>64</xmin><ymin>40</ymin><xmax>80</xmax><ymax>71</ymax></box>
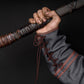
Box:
<box><xmin>45</xmin><ymin>10</ymin><xmax>58</xmax><ymax>18</ymax></box>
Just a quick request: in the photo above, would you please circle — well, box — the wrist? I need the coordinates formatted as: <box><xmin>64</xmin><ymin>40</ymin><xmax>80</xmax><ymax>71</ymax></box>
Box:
<box><xmin>36</xmin><ymin>27</ymin><xmax>59</xmax><ymax>35</ymax></box>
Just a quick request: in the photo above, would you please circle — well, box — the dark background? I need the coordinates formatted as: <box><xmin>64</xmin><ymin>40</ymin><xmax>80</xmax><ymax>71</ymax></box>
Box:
<box><xmin>0</xmin><ymin>0</ymin><xmax>84</xmax><ymax>84</ymax></box>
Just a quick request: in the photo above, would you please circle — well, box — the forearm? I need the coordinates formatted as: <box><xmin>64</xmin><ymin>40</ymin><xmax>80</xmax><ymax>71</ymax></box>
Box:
<box><xmin>41</xmin><ymin>28</ymin><xmax>84</xmax><ymax>84</ymax></box>
<box><xmin>41</xmin><ymin>28</ymin><xmax>75</xmax><ymax>73</ymax></box>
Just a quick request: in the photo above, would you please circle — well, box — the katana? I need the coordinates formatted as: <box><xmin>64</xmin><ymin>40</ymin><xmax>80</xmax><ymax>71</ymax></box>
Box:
<box><xmin>0</xmin><ymin>0</ymin><xmax>84</xmax><ymax>48</ymax></box>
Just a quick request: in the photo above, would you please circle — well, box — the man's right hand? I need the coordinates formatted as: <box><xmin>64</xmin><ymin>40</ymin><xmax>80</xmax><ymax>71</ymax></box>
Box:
<box><xmin>29</xmin><ymin>7</ymin><xmax>61</xmax><ymax>35</ymax></box>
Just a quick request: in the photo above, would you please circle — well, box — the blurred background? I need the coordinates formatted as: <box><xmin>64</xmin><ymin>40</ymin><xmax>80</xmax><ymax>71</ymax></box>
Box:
<box><xmin>0</xmin><ymin>0</ymin><xmax>84</xmax><ymax>84</ymax></box>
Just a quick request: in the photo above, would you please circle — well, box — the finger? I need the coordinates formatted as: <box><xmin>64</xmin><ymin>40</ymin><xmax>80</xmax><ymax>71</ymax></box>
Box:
<box><xmin>33</xmin><ymin>12</ymin><xmax>42</xmax><ymax>24</ymax></box>
<box><xmin>45</xmin><ymin>10</ymin><xmax>58</xmax><ymax>19</ymax></box>
<box><xmin>29</xmin><ymin>18</ymin><xmax>35</xmax><ymax>23</ymax></box>
<box><xmin>42</xmin><ymin>7</ymin><xmax>51</xmax><ymax>19</ymax></box>
<box><xmin>37</xmin><ymin>10</ymin><xmax>46</xmax><ymax>22</ymax></box>
<box><xmin>42</xmin><ymin>7</ymin><xmax>51</xmax><ymax>14</ymax></box>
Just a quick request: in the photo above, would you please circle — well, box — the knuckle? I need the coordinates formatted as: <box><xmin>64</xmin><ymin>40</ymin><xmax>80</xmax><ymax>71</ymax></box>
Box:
<box><xmin>52</xmin><ymin>10</ymin><xmax>56</xmax><ymax>14</ymax></box>
<box><xmin>33</xmin><ymin>12</ymin><xmax>37</xmax><ymax>16</ymax></box>
<box><xmin>29</xmin><ymin>19</ymin><xmax>32</xmax><ymax>23</ymax></box>
<box><xmin>42</xmin><ymin>7</ymin><xmax>47</xmax><ymax>10</ymax></box>
<box><xmin>37</xmin><ymin>9</ymin><xmax>42</xmax><ymax>13</ymax></box>
<box><xmin>36</xmin><ymin>18</ymin><xmax>39</xmax><ymax>21</ymax></box>
<box><xmin>36</xmin><ymin>17</ymin><xmax>39</xmax><ymax>21</ymax></box>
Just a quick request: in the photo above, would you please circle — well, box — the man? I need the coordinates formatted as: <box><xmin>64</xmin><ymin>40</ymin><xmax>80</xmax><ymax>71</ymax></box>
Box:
<box><xmin>29</xmin><ymin>7</ymin><xmax>84</xmax><ymax>84</ymax></box>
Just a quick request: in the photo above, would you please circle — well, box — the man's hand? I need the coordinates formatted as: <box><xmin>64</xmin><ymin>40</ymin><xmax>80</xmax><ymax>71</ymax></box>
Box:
<box><xmin>29</xmin><ymin>7</ymin><xmax>61</xmax><ymax>34</ymax></box>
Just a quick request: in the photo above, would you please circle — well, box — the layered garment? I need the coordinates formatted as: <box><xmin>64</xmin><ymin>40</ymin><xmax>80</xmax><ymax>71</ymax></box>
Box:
<box><xmin>33</xmin><ymin>28</ymin><xmax>84</xmax><ymax>84</ymax></box>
